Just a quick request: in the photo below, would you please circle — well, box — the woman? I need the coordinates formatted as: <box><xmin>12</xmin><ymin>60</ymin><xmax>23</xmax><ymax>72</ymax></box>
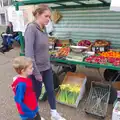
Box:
<box><xmin>24</xmin><ymin>4</ymin><xmax>66</xmax><ymax>120</ymax></box>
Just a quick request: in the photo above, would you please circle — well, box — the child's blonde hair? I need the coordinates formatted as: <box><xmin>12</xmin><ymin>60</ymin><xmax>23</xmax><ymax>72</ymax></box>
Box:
<box><xmin>13</xmin><ymin>56</ymin><xmax>32</xmax><ymax>74</ymax></box>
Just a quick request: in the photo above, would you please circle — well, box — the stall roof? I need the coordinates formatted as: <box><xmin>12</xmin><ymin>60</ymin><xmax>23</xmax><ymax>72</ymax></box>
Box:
<box><xmin>14</xmin><ymin>0</ymin><xmax>111</xmax><ymax>8</ymax></box>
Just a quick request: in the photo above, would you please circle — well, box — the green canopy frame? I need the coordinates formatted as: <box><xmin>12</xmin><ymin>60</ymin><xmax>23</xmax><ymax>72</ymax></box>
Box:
<box><xmin>13</xmin><ymin>0</ymin><xmax>110</xmax><ymax>55</ymax></box>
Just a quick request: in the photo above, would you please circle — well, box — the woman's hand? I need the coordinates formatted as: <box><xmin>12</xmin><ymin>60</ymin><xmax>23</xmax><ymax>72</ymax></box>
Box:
<box><xmin>35</xmin><ymin>74</ymin><xmax>42</xmax><ymax>82</ymax></box>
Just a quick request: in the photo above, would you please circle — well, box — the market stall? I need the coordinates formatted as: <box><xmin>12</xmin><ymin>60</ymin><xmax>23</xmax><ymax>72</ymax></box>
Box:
<box><xmin>13</xmin><ymin>0</ymin><xmax>120</xmax><ymax>119</ymax></box>
<box><xmin>50</xmin><ymin>39</ymin><xmax>120</xmax><ymax>78</ymax></box>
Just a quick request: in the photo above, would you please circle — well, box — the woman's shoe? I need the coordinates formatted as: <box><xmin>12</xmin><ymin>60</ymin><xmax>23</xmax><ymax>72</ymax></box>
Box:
<box><xmin>51</xmin><ymin>112</ymin><xmax>66</xmax><ymax>120</ymax></box>
<box><xmin>41</xmin><ymin>117</ymin><xmax>45</xmax><ymax>120</ymax></box>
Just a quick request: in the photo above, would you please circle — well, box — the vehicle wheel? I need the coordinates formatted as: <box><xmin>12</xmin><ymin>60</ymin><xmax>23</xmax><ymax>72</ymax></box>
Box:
<box><xmin>109</xmin><ymin>86</ymin><xmax>117</xmax><ymax>104</ymax></box>
<box><xmin>104</xmin><ymin>69</ymin><xmax>120</xmax><ymax>82</ymax></box>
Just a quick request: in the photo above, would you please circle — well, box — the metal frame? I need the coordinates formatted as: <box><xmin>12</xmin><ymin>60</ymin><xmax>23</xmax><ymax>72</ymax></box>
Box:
<box><xmin>14</xmin><ymin>0</ymin><xmax>88</xmax><ymax>6</ymax></box>
<box><xmin>50</xmin><ymin>58</ymin><xmax>120</xmax><ymax>71</ymax></box>
<box><xmin>14</xmin><ymin>0</ymin><xmax>110</xmax><ymax>7</ymax></box>
<box><xmin>13</xmin><ymin>0</ymin><xmax>111</xmax><ymax>55</ymax></box>
<box><xmin>51</xmin><ymin>3</ymin><xmax>110</xmax><ymax>9</ymax></box>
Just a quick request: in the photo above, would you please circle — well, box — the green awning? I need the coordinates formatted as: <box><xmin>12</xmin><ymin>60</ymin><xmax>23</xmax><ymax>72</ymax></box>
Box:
<box><xmin>13</xmin><ymin>0</ymin><xmax>111</xmax><ymax>8</ymax></box>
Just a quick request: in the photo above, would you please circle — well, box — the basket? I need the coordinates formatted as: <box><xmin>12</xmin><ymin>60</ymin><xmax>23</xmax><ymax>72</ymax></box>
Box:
<box><xmin>85</xmin><ymin>82</ymin><xmax>111</xmax><ymax>118</ymax></box>
<box><xmin>92</xmin><ymin>40</ymin><xmax>110</xmax><ymax>53</ymax></box>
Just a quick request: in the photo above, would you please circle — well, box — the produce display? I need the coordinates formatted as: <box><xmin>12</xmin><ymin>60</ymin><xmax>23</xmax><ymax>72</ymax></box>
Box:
<box><xmin>92</xmin><ymin>40</ymin><xmax>110</xmax><ymax>53</ymax></box>
<box><xmin>78</xmin><ymin>40</ymin><xmax>91</xmax><ymax>47</ymax></box>
<box><xmin>56</xmin><ymin>72</ymin><xmax>86</xmax><ymax>107</ymax></box>
<box><xmin>108</xmin><ymin>58</ymin><xmax>120</xmax><ymax>66</ymax></box>
<box><xmin>93</xmin><ymin>40</ymin><xmax>110</xmax><ymax>47</ymax></box>
<box><xmin>57</xmin><ymin>84</ymin><xmax>80</xmax><ymax>105</ymax></box>
<box><xmin>49</xmin><ymin>39</ymin><xmax>120</xmax><ymax>67</ymax></box>
<box><xmin>85</xmin><ymin>55</ymin><xmax>120</xmax><ymax>66</ymax></box>
<box><xmin>50</xmin><ymin>47</ymin><xmax>70</xmax><ymax>59</ymax></box>
<box><xmin>85</xmin><ymin>56</ymin><xmax>108</xmax><ymax>64</ymax></box>
<box><xmin>84</xmin><ymin>50</ymin><xmax>120</xmax><ymax>66</ymax></box>
<box><xmin>56</xmin><ymin>47</ymin><xmax>70</xmax><ymax>57</ymax></box>
<box><xmin>99</xmin><ymin>50</ymin><xmax>120</xmax><ymax>58</ymax></box>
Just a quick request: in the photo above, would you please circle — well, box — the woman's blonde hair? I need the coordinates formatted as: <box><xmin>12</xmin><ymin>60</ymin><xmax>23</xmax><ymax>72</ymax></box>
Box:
<box><xmin>33</xmin><ymin>4</ymin><xmax>50</xmax><ymax>17</ymax></box>
<box><xmin>13</xmin><ymin>56</ymin><xmax>32</xmax><ymax>74</ymax></box>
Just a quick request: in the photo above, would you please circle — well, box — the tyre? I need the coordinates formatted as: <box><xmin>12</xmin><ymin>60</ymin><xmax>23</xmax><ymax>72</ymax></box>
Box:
<box><xmin>104</xmin><ymin>69</ymin><xmax>120</xmax><ymax>82</ymax></box>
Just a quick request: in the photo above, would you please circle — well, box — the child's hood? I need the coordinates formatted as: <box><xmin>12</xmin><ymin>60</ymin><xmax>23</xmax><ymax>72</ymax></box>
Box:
<box><xmin>11</xmin><ymin>75</ymin><xmax>20</xmax><ymax>88</ymax></box>
<box><xmin>11</xmin><ymin>76</ymin><xmax>28</xmax><ymax>89</ymax></box>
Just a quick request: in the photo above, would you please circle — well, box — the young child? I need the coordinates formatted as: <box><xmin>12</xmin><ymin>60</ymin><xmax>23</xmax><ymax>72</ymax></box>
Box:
<box><xmin>11</xmin><ymin>56</ymin><xmax>44</xmax><ymax>120</ymax></box>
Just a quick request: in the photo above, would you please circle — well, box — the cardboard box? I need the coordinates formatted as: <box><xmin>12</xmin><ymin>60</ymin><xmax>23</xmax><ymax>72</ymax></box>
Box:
<box><xmin>112</xmin><ymin>81</ymin><xmax>120</xmax><ymax>90</ymax></box>
<box><xmin>56</xmin><ymin>72</ymin><xmax>87</xmax><ymax>108</ymax></box>
<box><xmin>112</xmin><ymin>101</ymin><xmax>120</xmax><ymax>120</ymax></box>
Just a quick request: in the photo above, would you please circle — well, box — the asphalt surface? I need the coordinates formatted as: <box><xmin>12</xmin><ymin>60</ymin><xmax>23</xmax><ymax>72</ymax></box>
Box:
<box><xmin>0</xmin><ymin>48</ymin><xmax>113</xmax><ymax>120</ymax></box>
<box><xmin>0</xmin><ymin>26</ymin><xmax>112</xmax><ymax>120</ymax></box>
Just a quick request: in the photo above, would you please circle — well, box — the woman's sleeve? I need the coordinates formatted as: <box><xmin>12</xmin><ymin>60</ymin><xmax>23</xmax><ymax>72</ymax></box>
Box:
<box><xmin>24</xmin><ymin>24</ymin><xmax>40</xmax><ymax>76</ymax></box>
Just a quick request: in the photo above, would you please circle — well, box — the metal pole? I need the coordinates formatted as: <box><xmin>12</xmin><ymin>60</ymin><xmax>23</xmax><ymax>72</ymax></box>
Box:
<box><xmin>1</xmin><ymin>0</ymin><xmax>3</xmax><ymax>7</ymax></box>
<box><xmin>15</xmin><ymin>1</ymin><xmax>25</xmax><ymax>56</ymax></box>
<box><xmin>8</xmin><ymin>0</ymin><xmax>9</xmax><ymax>6</ymax></box>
